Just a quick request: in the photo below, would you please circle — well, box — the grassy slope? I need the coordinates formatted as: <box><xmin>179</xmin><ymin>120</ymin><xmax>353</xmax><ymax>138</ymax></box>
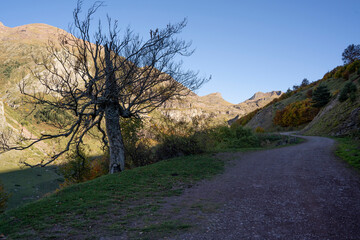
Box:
<box><xmin>0</xmin><ymin>154</ymin><xmax>224</xmax><ymax>239</ymax></box>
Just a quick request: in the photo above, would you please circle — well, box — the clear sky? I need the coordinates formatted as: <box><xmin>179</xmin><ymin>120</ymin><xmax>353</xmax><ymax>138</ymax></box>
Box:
<box><xmin>1</xmin><ymin>0</ymin><xmax>359</xmax><ymax>103</ymax></box>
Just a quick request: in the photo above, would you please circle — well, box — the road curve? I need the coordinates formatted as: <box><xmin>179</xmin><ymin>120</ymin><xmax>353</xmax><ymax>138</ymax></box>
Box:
<box><xmin>174</xmin><ymin>136</ymin><xmax>360</xmax><ymax>240</ymax></box>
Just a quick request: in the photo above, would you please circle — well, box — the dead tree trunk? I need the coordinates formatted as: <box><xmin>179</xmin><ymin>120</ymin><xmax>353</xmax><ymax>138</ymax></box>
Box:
<box><xmin>105</xmin><ymin>45</ymin><xmax>125</xmax><ymax>173</ymax></box>
<box><xmin>105</xmin><ymin>103</ymin><xmax>125</xmax><ymax>173</ymax></box>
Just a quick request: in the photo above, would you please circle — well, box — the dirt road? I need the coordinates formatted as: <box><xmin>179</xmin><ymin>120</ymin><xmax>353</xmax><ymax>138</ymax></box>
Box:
<box><xmin>172</xmin><ymin>136</ymin><xmax>360</xmax><ymax>239</ymax></box>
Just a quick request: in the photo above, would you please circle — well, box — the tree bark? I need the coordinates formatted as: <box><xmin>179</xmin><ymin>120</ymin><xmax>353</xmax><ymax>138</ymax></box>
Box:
<box><xmin>104</xmin><ymin>44</ymin><xmax>125</xmax><ymax>173</ymax></box>
<box><xmin>105</xmin><ymin>103</ymin><xmax>125</xmax><ymax>173</ymax></box>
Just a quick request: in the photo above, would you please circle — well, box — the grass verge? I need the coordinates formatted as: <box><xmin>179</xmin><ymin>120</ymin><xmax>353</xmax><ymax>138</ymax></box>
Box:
<box><xmin>335</xmin><ymin>137</ymin><xmax>360</xmax><ymax>170</ymax></box>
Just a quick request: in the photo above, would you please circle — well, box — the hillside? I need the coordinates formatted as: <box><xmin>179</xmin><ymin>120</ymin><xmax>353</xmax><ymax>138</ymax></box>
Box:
<box><xmin>240</xmin><ymin>62</ymin><xmax>360</xmax><ymax>136</ymax></box>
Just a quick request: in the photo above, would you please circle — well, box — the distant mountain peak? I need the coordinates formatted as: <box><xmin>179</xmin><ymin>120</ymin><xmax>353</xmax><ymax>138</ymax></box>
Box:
<box><xmin>248</xmin><ymin>91</ymin><xmax>282</xmax><ymax>101</ymax></box>
<box><xmin>206</xmin><ymin>92</ymin><xmax>223</xmax><ymax>98</ymax></box>
<box><xmin>200</xmin><ymin>92</ymin><xmax>232</xmax><ymax>105</ymax></box>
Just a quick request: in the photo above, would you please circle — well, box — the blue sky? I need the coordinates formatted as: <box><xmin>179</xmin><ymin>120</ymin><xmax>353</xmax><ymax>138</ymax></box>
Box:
<box><xmin>1</xmin><ymin>0</ymin><xmax>359</xmax><ymax>103</ymax></box>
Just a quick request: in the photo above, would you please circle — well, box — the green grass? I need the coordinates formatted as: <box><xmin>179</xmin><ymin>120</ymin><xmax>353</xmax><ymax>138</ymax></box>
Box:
<box><xmin>335</xmin><ymin>137</ymin><xmax>360</xmax><ymax>170</ymax></box>
<box><xmin>0</xmin><ymin>154</ymin><xmax>224</xmax><ymax>239</ymax></box>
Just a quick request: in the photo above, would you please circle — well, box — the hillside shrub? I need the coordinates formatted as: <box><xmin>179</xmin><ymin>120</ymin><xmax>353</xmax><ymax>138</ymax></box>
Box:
<box><xmin>0</xmin><ymin>61</ymin><xmax>21</xmax><ymax>78</ymax></box>
<box><xmin>121</xmin><ymin>118</ymin><xmax>153</xmax><ymax>168</ymax></box>
<box><xmin>34</xmin><ymin>105</ymin><xmax>73</xmax><ymax>126</ymax></box>
<box><xmin>60</xmin><ymin>148</ymin><xmax>92</xmax><ymax>184</ymax></box>
<box><xmin>154</xmin><ymin>133</ymin><xmax>208</xmax><ymax>160</ymax></box>
<box><xmin>59</xmin><ymin>147</ymin><xmax>108</xmax><ymax>186</ymax></box>
<box><xmin>339</xmin><ymin>82</ymin><xmax>357</xmax><ymax>102</ymax></box>
<box><xmin>273</xmin><ymin>99</ymin><xmax>320</xmax><ymax>127</ymax></box>
<box><xmin>345</xmin><ymin>60</ymin><xmax>360</xmax><ymax>74</ymax></box>
<box><xmin>334</xmin><ymin>66</ymin><xmax>345</xmax><ymax>79</ymax></box>
<box><xmin>323</xmin><ymin>66</ymin><xmax>342</xmax><ymax>80</ymax></box>
<box><xmin>255</xmin><ymin>126</ymin><xmax>265</xmax><ymax>133</ymax></box>
<box><xmin>342</xmin><ymin>70</ymin><xmax>350</xmax><ymax>80</ymax></box>
<box><xmin>212</xmin><ymin>125</ymin><xmax>260</xmax><ymax>148</ymax></box>
<box><xmin>0</xmin><ymin>181</ymin><xmax>10</xmax><ymax>213</ymax></box>
<box><xmin>312</xmin><ymin>84</ymin><xmax>331</xmax><ymax>107</ymax></box>
<box><xmin>306</xmin><ymin>89</ymin><xmax>313</xmax><ymax>98</ymax></box>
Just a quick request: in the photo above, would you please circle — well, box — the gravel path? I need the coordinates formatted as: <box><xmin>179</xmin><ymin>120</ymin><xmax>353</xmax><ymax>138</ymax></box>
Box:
<box><xmin>170</xmin><ymin>136</ymin><xmax>360</xmax><ymax>240</ymax></box>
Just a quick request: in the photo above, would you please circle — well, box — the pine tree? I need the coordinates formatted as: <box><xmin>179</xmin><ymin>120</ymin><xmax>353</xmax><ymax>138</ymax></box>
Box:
<box><xmin>312</xmin><ymin>84</ymin><xmax>331</xmax><ymax>108</ymax></box>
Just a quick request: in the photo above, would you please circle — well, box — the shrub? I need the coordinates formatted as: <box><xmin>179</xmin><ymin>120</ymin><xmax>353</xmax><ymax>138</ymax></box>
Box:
<box><xmin>345</xmin><ymin>60</ymin><xmax>360</xmax><ymax>74</ymax></box>
<box><xmin>60</xmin><ymin>148</ymin><xmax>92</xmax><ymax>184</ymax></box>
<box><xmin>214</xmin><ymin>125</ymin><xmax>260</xmax><ymax>148</ymax></box>
<box><xmin>342</xmin><ymin>70</ymin><xmax>350</xmax><ymax>80</ymax></box>
<box><xmin>306</xmin><ymin>89</ymin><xmax>313</xmax><ymax>98</ymax></box>
<box><xmin>273</xmin><ymin>99</ymin><xmax>320</xmax><ymax>127</ymax></box>
<box><xmin>154</xmin><ymin>133</ymin><xmax>208</xmax><ymax>160</ymax></box>
<box><xmin>323</xmin><ymin>71</ymin><xmax>332</xmax><ymax>80</ymax></box>
<box><xmin>323</xmin><ymin>66</ymin><xmax>342</xmax><ymax>80</ymax></box>
<box><xmin>0</xmin><ymin>181</ymin><xmax>9</xmax><ymax>213</ymax></box>
<box><xmin>339</xmin><ymin>82</ymin><xmax>357</xmax><ymax>102</ymax></box>
<box><xmin>255</xmin><ymin>126</ymin><xmax>265</xmax><ymax>133</ymax></box>
<box><xmin>59</xmin><ymin>147</ymin><xmax>108</xmax><ymax>185</ymax></box>
<box><xmin>34</xmin><ymin>105</ymin><xmax>73</xmax><ymax>126</ymax></box>
<box><xmin>1</xmin><ymin>61</ymin><xmax>21</xmax><ymax>78</ymax></box>
<box><xmin>333</xmin><ymin>66</ymin><xmax>346</xmax><ymax>79</ymax></box>
<box><xmin>121</xmin><ymin>118</ymin><xmax>154</xmax><ymax>168</ymax></box>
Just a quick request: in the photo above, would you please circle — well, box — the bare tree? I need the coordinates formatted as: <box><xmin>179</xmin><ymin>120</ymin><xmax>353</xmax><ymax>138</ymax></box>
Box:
<box><xmin>1</xmin><ymin>1</ymin><xmax>207</xmax><ymax>173</ymax></box>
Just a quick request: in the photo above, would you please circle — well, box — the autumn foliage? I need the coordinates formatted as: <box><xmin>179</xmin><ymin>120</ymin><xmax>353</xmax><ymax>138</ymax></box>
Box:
<box><xmin>273</xmin><ymin>99</ymin><xmax>320</xmax><ymax>127</ymax></box>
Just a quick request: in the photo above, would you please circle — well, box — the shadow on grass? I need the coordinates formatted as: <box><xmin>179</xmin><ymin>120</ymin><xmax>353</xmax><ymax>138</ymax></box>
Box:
<box><xmin>0</xmin><ymin>166</ymin><xmax>63</xmax><ymax>210</ymax></box>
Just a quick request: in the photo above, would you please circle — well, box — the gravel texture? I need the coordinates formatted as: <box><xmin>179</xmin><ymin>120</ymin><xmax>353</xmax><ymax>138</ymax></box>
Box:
<box><xmin>170</xmin><ymin>136</ymin><xmax>360</xmax><ymax>240</ymax></box>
